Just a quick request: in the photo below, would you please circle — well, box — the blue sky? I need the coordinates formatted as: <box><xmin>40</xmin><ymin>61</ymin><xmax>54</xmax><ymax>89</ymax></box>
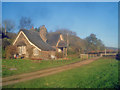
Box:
<box><xmin>2</xmin><ymin>2</ymin><xmax>118</xmax><ymax>48</ymax></box>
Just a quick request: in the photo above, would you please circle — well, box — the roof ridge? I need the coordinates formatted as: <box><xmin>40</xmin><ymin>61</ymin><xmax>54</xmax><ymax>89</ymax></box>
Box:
<box><xmin>20</xmin><ymin>29</ymin><xmax>56</xmax><ymax>51</ymax></box>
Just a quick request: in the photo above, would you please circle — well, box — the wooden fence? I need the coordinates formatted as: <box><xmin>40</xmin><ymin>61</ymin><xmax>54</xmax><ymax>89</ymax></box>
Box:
<box><xmin>80</xmin><ymin>54</ymin><xmax>98</xmax><ymax>59</ymax></box>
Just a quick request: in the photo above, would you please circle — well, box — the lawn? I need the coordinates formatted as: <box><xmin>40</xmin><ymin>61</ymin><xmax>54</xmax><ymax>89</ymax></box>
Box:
<box><xmin>3</xmin><ymin>57</ymin><xmax>119</xmax><ymax>88</ymax></box>
<box><xmin>2</xmin><ymin>57</ymin><xmax>84</xmax><ymax>77</ymax></box>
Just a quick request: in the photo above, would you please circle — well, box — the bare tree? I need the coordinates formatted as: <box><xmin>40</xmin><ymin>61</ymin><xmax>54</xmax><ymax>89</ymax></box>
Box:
<box><xmin>2</xmin><ymin>19</ymin><xmax>15</xmax><ymax>32</ymax></box>
<box><xmin>18</xmin><ymin>16</ymin><xmax>33</xmax><ymax>30</ymax></box>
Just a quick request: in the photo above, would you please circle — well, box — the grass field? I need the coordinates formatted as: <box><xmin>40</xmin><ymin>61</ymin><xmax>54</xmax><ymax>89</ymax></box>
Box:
<box><xmin>3</xmin><ymin>57</ymin><xmax>119</xmax><ymax>88</ymax></box>
<box><xmin>2</xmin><ymin>57</ymin><xmax>84</xmax><ymax>77</ymax></box>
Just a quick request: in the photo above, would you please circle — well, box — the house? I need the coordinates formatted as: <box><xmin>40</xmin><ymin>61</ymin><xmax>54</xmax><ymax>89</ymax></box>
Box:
<box><xmin>47</xmin><ymin>32</ymin><xmax>67</xmax><ymax>56</ymax></box>
<box><xmin>13</xmin><ymin>25</ymin><xmax>67</xmax><ymax>59</ymax></box>
<box><xmin>13</xmin><ymin>29</ymin><xmax>56</xmax><ymax>59</ymax></box>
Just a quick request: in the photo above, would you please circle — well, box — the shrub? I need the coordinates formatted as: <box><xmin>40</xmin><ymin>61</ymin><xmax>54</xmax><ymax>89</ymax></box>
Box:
<box><xmin>5</xmin><ymin>45</ymin><xmax>18</xmax><ymax>59</ymax></box>
<box><xmin>2</xmin><ymin>48</ymin><xmax>6</xmax><ymax>58</ymax></box>
<box><xmin>56</xmin><ymin>52</ymin><xmax>63</xmax><ymax>58</ymax></box>
<box><xmin>2</xmin><ymin>38</ymin><xmax>11</xmax><ymax>50</ymax></box>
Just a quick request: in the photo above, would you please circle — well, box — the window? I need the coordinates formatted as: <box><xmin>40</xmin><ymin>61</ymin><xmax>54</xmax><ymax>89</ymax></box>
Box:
<box><xmin>18</xmin><ymin>46</ymin><xmax>26</xmax><ymax>55</ymax></box>
<box><xmin>33</xmin><ymin>48</ymin><xmax>39</xmax><ymax>56</ymax></box>
<box><xmin>18</xmin><ymin>47</ymin><xmax>22</xmax><ymax>55</ymax></box>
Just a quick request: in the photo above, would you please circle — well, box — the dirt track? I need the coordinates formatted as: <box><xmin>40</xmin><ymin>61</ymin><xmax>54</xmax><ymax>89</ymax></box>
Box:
<box><xmin>1</xmin><ymin>57</ymin><xmax>101</xmax><ymax>86</ymax></box>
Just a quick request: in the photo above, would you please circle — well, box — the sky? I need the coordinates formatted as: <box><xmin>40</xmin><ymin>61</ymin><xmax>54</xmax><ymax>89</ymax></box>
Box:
<box><xmin>2</xmin><ymin>2</ymin><xmax>118</xmax><ymax>48</ymax></box>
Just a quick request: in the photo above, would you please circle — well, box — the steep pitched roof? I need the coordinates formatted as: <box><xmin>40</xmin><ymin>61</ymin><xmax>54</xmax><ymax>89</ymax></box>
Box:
<box><xmin>46</xmin><ymin>32</ymin><xmax>60</xmax><ymax>46</ymax></box>
<box><xmin>47</xmin><ymin>32</ymin><xmax>67</xmax><ymax>48</ymax></box>
<box><xmin>19</xmin><ymin>29</ymin><xmax>56</xmax><ymax>51</ymax></box>
<box><xmin>58</xmin><ymin>40</ymin><xmax>67</xmax><ymax>47</ymax></box>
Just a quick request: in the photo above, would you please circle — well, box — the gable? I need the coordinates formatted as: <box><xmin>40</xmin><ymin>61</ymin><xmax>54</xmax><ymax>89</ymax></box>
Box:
<box><xmin>56</xmin><ymin>34</ymin><xmax>67</xmax><ymax>47</ymax></box>
<box><xmin>60</xmin><ymin>34</ymin><xmax>64</xmax><ymax>41</ymax></box>
<box><xmin>13</xmin><ymin>29</ymin><xmax>56</xmax><ymax>51</ymax></box>
<box><xmin>13</xmin><ymin>31</ymin><xmax>42</xmax><ymax>51</ymax></box>
<box><xmin>47</xmin><ymin>33</ymin><xmax>67</xmax><ymax>48</ymax></box>
<box><xmin>46</xmin><ymin>32</ymin><xmax>60</xmax><ymax>46</ymax></box>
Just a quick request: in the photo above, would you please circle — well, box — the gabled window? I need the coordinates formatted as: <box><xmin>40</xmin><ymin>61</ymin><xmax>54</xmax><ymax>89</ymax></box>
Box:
<box><xmin>33</xmin><ymin>48</ymin><xmax>39</xmax><ymax>56</ymax></box>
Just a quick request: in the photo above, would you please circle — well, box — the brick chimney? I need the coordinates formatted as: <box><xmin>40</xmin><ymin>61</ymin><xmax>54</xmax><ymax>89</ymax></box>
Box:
<box><xmin>39</xmin><ymin>25</ymin><xmax>47</xmax><ymax>42</ymax></box>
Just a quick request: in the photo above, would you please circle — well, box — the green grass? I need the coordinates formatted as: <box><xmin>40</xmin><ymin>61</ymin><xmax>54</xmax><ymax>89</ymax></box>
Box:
<box><xmin>3</xmin><ymin>57</ymin><xmax>119</xmax><ymax>88</ymax></box>
<box><xmin>2</xmin><ymin>57</ymin><xmax>83</xmax><ymax>77</ymax></box>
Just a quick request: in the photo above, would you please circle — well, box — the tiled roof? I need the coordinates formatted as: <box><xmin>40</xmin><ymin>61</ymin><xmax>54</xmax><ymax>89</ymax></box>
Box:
<box><xmin>46</xmin><ymin>32</ymin><xmax>60</xmax><ymax>46</ymax></box>
<box><xmin>20</xmin><ymin>29</ymin><xmax>56</xmax><ymax>51</ymax></box>
<box><xmin>58</xmin><ymin>40</ymin><xmax>67</xmax><ymax>47</ymax></box>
